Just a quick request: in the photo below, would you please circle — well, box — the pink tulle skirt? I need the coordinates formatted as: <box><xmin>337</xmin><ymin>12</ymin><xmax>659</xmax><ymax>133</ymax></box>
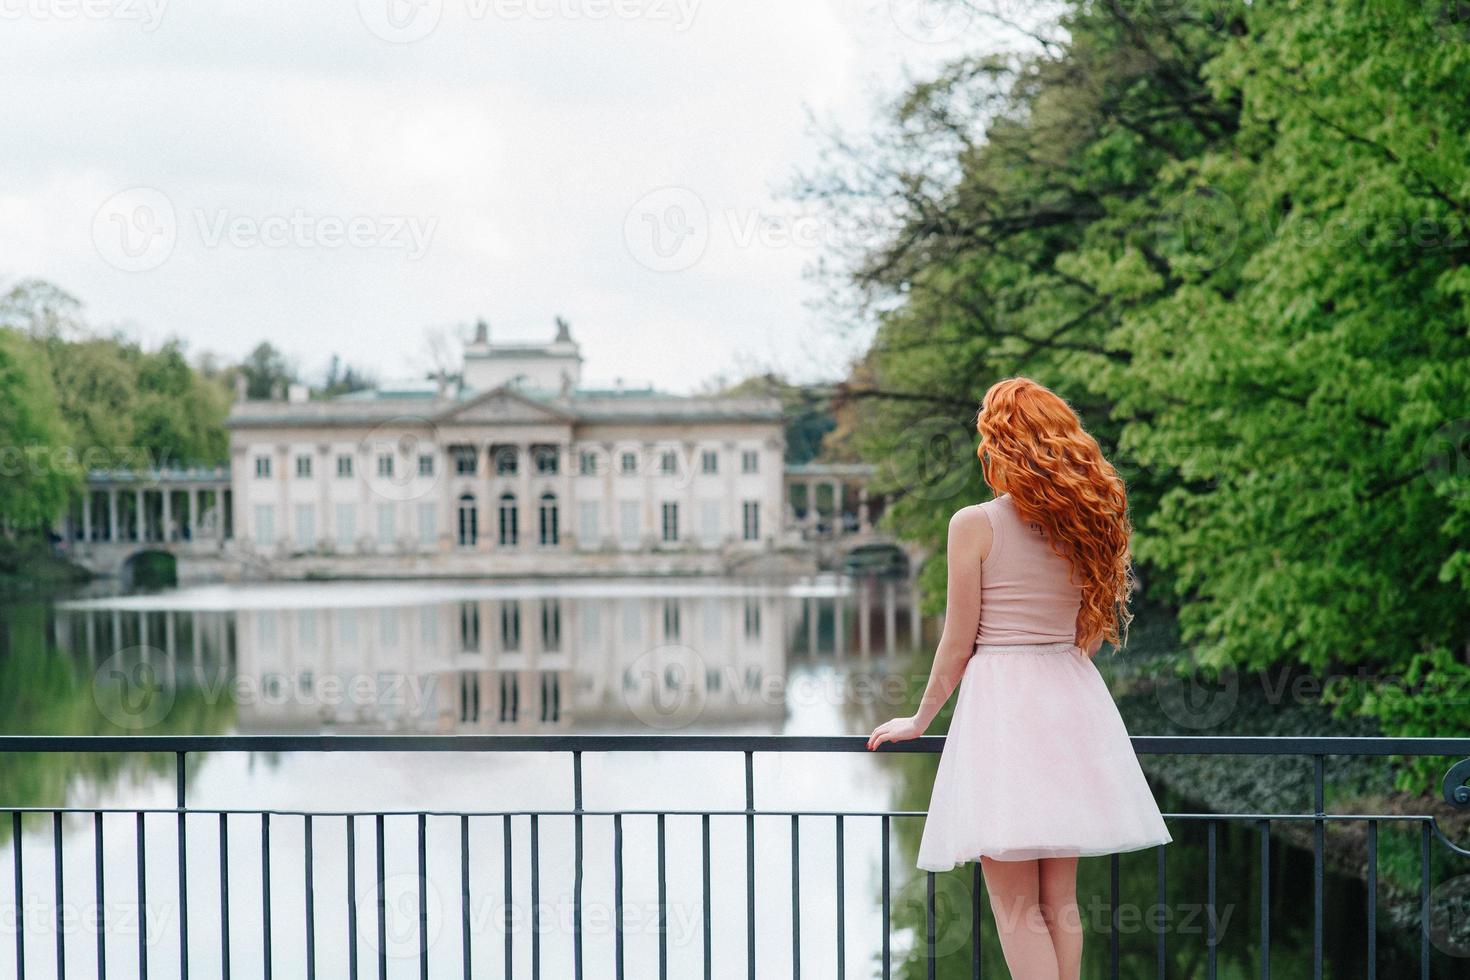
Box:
<box><xmin>916</xmin><ymin>640</ymin><xmax>1172</xmax><ymax>871</ymax></box>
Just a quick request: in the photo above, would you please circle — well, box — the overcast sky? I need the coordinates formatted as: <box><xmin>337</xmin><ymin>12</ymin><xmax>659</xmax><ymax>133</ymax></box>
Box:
<box><xmin>1</xmin><ymin>0</ymin><xmax>1016</xmax><ymax>393</ymax></box>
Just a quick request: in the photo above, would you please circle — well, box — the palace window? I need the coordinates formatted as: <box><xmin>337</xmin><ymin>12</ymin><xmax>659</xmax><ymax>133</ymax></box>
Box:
<box><xmin>742</xmin><ymin>501</ymin><xmax>760</xmax><ymax>541</ymax></box>
<box><xmin>539</xmin><ymin>492</ymin><xmax>559</xmax><ymax>547</ymax></box>
<box><xmin>377</xmin><ymin>454</ymin><xmax>394</xmax><ymax>478</ymax></box>
<box><xmin>336</xmin><ymin>454</ymin><xmax>354</xmax><ymax>478</ymax></box>
<box><xmin>450</xmin><ymin>445</ymin><xmax>477</xmax><ymax>476</ymax></box>
<box><xmin>418</xmin><ymin>453</ymin><xmax>434</xmax><ymax>476</ymax></box>
<box><xmin>620</xmin><ymin>451</ymin><xmax>638</xmax><ymax>475</ymax></box>
<box><xmin>541</xmin><ymin>599</ymin><xmax>561</xmax><ymax>651</ymax></box>
<box><xmin>493</xmin><ymin>445</ymin><xmax>518</xmax><ymax>476</ymax></box>
<box><xmin>254</xmin><ymin>456</ymin><xmax>271</xmax><ymax>478</ymax></box>
<box><xmin>578</xmin><ymin>450</ymin><xmax>598</xmax><ymax>476</ymax></box>
<box><xmin>701</xmin><ymin>450</ymin><xmax>718</xmax><ymax>474</ymax></box>
<box><xmin>457</xmin><ymin>493</ymin><xmax>477</xmax><ymax>547</ymax></box>
<box><xmin>660</xmin><ymin>451</ymin><xmax>678</xmax><ymax>475</ymax></box>
<box><xmin>741</xmin><ymin>450</ymin><xmax>759</xmax><ymax>474</ymax></box>
<box><xmin>500</xmin><ymin>603</ymin><xmax>521</xmax><ymax>652</ymax></box>
<box><xmin>498</xmin><ymin>671</ymin><xmax>520</xmax><ymax>722</ymax></box>
<box><xmin>335</xmin><ymin>503</ymin><xmax>356</xmax><ymax>549</ymax></box>
<box><xmin>660</xmin><ymin>502</ymin><xmax>679</xmax><ymax>543</ymax></box>
<box><xmin>533</xmin><ymin>445</ymin><xmax>559</xmax><ymax>475</ymax></box>
<box><xmin>295</xmin><ymin>455</ymin><xmax>312</xmax><ymax>478</ymax></box>
<box><xmin>498</xmin><ymin>492</ymin><xmax>518</xmax><ymax>547</ymax></box>
<box><xmin>459</xmin><ymin>601</ymin><xmax>480</xmax><ymax>652</ymax></box>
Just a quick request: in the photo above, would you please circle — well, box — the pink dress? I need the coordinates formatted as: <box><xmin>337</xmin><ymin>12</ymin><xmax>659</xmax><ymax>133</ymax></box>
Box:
<box><xmin>915</xmin><ymin>494</ymin><xmax>1172</xmax><ymax>870</ymax></box>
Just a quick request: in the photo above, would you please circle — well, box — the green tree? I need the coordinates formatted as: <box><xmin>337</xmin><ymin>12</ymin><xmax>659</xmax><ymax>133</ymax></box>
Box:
<box><xmin>0</xmin><ymin>327</ymin><xmax>76</xmax><ymax>526</ymax></box>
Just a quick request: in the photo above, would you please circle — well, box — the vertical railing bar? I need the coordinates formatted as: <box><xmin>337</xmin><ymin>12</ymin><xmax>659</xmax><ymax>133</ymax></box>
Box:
<box><xmin>93</xmin><ymin>812</ymin><xmax>105</xmax><ymax>980</ymax></box>
<box><xmin>417</xmin><ymin>813</ymin><xmax>428</xmax><ymax>980</ymax></box>
<box><xmin>220</xmin><ymin>814</ymin><xmax>231</xmax><ymax>980</ymax></box>
<box><xmin>261</xmin><ymin>813</ymin><xmax>272</xmax><ymax>980</ymax></box>
<box><xmin>744</xmin><ymin>750</ymin><xmax>755</xmax><ymax>980</ymax></box>
<box><xmin>573</xmin><ymin>751</ymin><xmax>583</xmax><ymax>980</ymax></box>
<box><xmin>1366</xmin><ymin>819</ymin><xmax>1376</xmax><ymax>980</ymax></box>
<box><xmin>177</xmin><ymin>751</ymin><xmax>189</xmax><ymax>980</ymax></box>
<box><xmin>501</xmin><ymin>814</ymin><xmax>512</xmax><ymax>980</ymax></box>
<box><xmin>1419</xmin><ymin>821</ymin><xmax>1430</xmax><ymax>980</ymax></box>
<box><xmin>1259</xmin><ymin>819</ymin><xmax>1270</xmax><ymax>980</ymax></box>
<box><xmin>881</xmin><ymin>815</ymin><xmax>890</xmax><ymax>980</ymax></box>
<box><xmin>971</xmin><ymin>859</ymin><xmax>982</xmax><ymax>980</ymax></box>
<box><xmin>1208</xmin><ymin>819</ymin><xmax>1217</xmax><ymax>980</ymax></box>
<box><xmin>1156</xmin><ymin>843</ymin><xmax>1166</xmax><ymax>980</ymax></box>
<box><xmin>53</xmin><ymin>811</ymin><xmax>64</xmax><ymax>980</ymax></box>
<box><xmin>1110</xmin><ymin>852</ymin><xmax>1120</xmax><ymax>980</ymax></box>
<box><xmin>925</xmin><ymin>872</ymin><xmax>935</xmax><ymax>980</ymax></box>
<box><xmin>346</xmin><ymin>816</ymin><xmax>357</xmax><ymax>980</ymax></box>
<box><xmin>305</xmin><ymin>814</ymin><xmax>316</xmax><ymax>980</ymax></box>
<box><xmin>530</xmin><ymin>813</ymin><xmax>540</xmax><ymax>980</ymax></box>
<box><xmin>12</xmin><ymin>812</ymin><xmax>23</xmax><ymax>980</ymax></box>
<box><xmin>613</xmin><ymin>813</ymin><xmax>624</xmax><ymax>980</ymax></box>
<box><xmin>1313</xmin><ymin>755</ymin><xmax>1324</xmax><ymax>980</ymax></box>
<box><xmin>701</xmin><ymin>812</ymin><xmax>712</xmax><ymax>980</ymax></box>
<box><xmin>657</xmin><ymin>812</ymin><xmax>668</xmax><ymax>980</ymax></box>
<box><xmin>135</xmin><ymin>812</ymin><xmax>147</xmax><ymax>980</ymax></box>
<box><xmin>790</xmin><ymin>815</ymin><xmax>800</xmax><ymax>980</ymax></box>
<box><xmin>835</xmin><ymin>814</ymin><xmax>845</xmax><ymax>980</ymax></box>
<box><xmin>376</xmin><ymin>814</ymin><xmax>387</xmax><ymax>980</ymax></box>
<box><xmin>460</xmin><ymin>815</ymin><xmax>471</xmax><ymax>980</ymax></box>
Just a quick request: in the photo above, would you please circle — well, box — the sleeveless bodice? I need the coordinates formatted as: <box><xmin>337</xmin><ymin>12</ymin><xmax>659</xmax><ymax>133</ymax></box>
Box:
<box><xmin>973</xmin><ymin>494</ymin><xmax>1082</xmax><ymax>645</ymax></box>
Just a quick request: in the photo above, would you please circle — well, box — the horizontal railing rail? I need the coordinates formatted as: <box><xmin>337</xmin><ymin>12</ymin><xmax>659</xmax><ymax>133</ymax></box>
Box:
<box><xmin>2</xmin><ymin>735</ymin><xmax>1467</xmax><ymax>980</ymax></box>
<box><xmin>2</xmin><ymin>733</ymin><xmax>1469</xmax><ymax>755</ymax></box>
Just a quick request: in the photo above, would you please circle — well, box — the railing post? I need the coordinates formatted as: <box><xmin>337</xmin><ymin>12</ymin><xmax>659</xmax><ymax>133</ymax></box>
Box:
<box><xmin>176</xmin><ymin>750</ymin><xmax>189</xmax><ymax>980</ymax></box>
<box><xmin>745</xmin><ymin>749</ymin><xmax>755</xmax><ymax>980</ymax></box>
<box><xmin>573</xmin><ymin>749</ymin><xmax>583</xmax><ymax>980</ymax></box>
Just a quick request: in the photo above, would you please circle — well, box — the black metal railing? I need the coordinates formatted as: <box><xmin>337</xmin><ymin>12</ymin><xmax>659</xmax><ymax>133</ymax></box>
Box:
<box><xmin>1</xmin><ymin>734</ymin><xmax>1468</xmax><ymax>980</ymax></box>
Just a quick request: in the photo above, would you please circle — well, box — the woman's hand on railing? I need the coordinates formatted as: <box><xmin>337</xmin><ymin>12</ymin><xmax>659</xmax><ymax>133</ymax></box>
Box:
<box><xmin>866</xmin><ymin>715</ymin><xmax>926</xmax><ymax>750</ymax></box>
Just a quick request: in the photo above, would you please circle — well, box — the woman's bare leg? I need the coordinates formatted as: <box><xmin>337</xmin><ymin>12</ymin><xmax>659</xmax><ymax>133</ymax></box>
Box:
<box><xmin>1038</xmin><ymin>857</ymin><xmax>1083</xmax><ymax>980</ymax></box>
<box><xmin>980</xmin><ymin>857</ymin><xmax>1059</xmax><ymax>980</ymax></box>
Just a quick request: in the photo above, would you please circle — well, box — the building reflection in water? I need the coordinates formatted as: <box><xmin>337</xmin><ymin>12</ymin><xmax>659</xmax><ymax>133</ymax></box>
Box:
<box><xmin>53</xmin><ymin>577</ymin><xmax>925</xmax><ymax>734</ymax></box>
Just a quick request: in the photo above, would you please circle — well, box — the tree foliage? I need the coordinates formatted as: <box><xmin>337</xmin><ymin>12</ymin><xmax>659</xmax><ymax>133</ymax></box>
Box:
<box><xmin>810</xmin><ymin>0</ymin><xmax>1470</xmax><ymax>739</ymax></box>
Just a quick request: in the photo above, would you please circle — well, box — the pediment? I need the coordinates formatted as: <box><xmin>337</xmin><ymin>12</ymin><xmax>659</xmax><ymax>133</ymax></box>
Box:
<box><xmin>433</xmin><ymin>386</ymin><xmax>577</xmax><ymax>426</ymax></box>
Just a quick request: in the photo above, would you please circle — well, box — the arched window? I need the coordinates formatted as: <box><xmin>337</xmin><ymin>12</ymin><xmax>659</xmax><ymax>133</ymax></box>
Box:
<box><xmin>539</xmin><ymin>492</ymin><xmax>559</xmax><ymax>547</ymax></box>
<box><xmin>457</xmin><ymin>494</ymin><xmax>477</xmax><ymax>547</ymax></box>
<box><xmin>498</xmin><ymin>493</ymin><xmax>518</xmax><ymax>547</ymax></box>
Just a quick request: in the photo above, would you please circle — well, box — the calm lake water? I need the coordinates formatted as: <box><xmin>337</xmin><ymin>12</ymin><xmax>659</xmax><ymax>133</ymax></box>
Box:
<box><xmin>0</xmin><ymin>576</ymin><xmax>1459</xmax><ymax>978</ymax></box>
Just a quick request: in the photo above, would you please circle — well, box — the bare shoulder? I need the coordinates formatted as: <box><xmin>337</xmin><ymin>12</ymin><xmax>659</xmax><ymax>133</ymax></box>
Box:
<box><xmin>947</xmin><ymin>503</ymin><xmax>994</xmax><ymax>559</ymax></box>
<box><xmin>948</xmin><ymin>503</ymin><xmax>991</xmax><ymax>535</ymax></box>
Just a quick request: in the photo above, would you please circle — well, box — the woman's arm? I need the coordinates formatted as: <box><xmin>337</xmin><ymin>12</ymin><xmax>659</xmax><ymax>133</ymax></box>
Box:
<box><xmin>866</xmin><ymin>505</ymin><xmax>989</xmax><ymax>750</ymax></box>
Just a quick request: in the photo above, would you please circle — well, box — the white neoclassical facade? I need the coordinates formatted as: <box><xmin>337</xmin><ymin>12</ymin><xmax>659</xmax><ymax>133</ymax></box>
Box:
<box><xmin>224</xmin><ymin>321</ymin><xmax>792</xmax><ymax>576</ymax></box>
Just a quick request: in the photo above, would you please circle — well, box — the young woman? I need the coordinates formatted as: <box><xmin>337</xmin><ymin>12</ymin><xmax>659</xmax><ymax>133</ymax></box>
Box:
<box><xmin>867</xmin><ymin>377</ymin><xmax>1170</xmax><ymax>980</ymax></box>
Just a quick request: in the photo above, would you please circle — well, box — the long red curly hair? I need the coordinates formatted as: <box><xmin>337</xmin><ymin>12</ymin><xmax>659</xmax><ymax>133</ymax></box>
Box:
<box><xmin>976</xmin><ymin>377</ymin><xmax>1134</xmax><ymax>652</ymax></box>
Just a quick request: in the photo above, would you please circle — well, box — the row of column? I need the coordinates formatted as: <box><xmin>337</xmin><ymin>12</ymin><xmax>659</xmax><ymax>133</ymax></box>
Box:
<box><xmin>785</xmin><ymin>480</ymin><xmax>873</xmax><ymax>535</ymax></box>
<box><xmin>67</xmin><ymin>486</ymin><xmax>232</xmax><ymax>544</ymax></box>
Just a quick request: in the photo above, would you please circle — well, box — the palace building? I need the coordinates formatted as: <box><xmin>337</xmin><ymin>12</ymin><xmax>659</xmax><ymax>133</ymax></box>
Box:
<box><xmin>222</xmin><ymin>320</ymin><xmax>792</xmax><ymax>576</ymax></box>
